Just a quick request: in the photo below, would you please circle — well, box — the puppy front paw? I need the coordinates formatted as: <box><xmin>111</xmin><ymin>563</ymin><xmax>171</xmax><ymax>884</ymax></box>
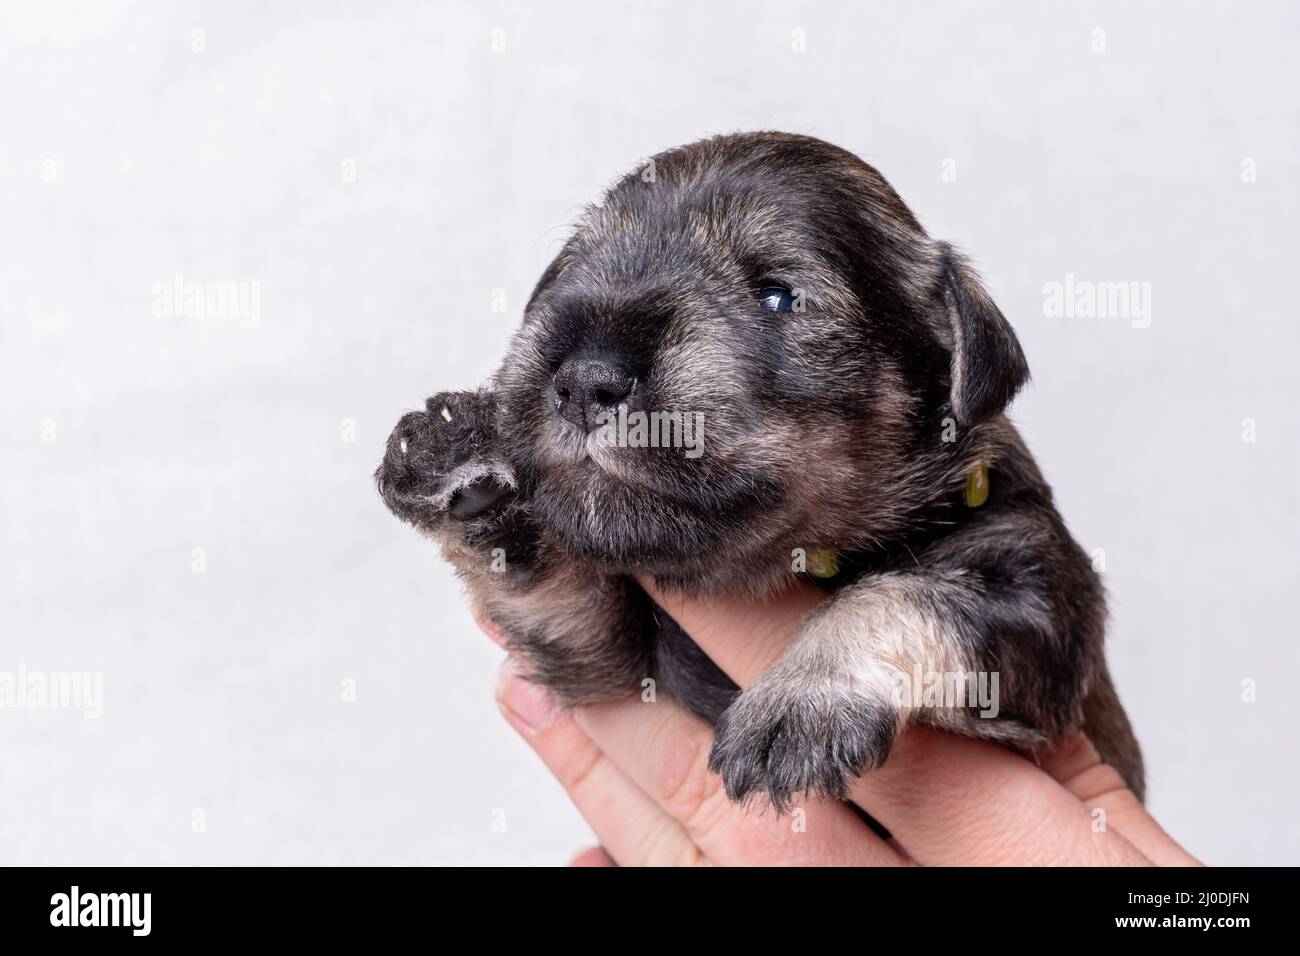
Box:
<box><xmin>708</xmin><ymin>663</ymin><xmax>898</xmax><ymax>811</ymax></box>
<box><xmin>376</xmin><ymin>389</ymin><xmax>517</xmax><ymax>530</ymax></box>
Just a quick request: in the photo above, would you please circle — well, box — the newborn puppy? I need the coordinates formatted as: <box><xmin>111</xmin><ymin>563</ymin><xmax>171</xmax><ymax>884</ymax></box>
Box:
<box><xmin>377</xmin><ymin>132</ymin><xmax>1145</xmax><ymax>808</ymax></box>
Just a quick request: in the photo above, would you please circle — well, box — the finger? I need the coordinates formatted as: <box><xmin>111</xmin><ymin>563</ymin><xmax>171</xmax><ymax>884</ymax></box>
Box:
<box><xmin>640</xmin><ymin>576</ymin><xmax>821</xmax><ymax>686</ymax></box>
<box><xmin>573</xmin><ymin>694</ymin><xmax>906</xmax><ymax>866</ymax></box>
<box><xmin>496</xmin><ymin>659</ymin><xmax>706</xmax><ymax>866</ymax></box>
<box><xmin>473</xmin><ymin>609</ymin><xmax>507</xmax><ymax>648</ymax></box>
<box><xmin>845</xmin><ymin>726</ymin><xmax>1152</xmax><ymax>866</ymax></box>
<box><xmin>1039</xmin><ymin>734</ymin><xmax>1201</xmax><ymax>866</ymax></box>
<box><xmin>568</xmin><ymin>846</ymin><xmax>616</xmax><ymax>867</ymax></box>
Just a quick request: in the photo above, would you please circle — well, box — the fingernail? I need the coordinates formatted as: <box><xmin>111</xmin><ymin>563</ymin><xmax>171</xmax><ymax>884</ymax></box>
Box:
<box><xmin>497</xmin><ymin>659</ymin><xmax>555</xmax><ymax>732</ymax></box>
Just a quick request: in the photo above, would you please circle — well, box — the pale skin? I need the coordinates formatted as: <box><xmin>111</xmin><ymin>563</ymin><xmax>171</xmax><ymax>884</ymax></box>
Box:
<box><xmin>480</xmin><ymin>579</ymin><xmax>1201</xmax><ymax>867</ymax></box>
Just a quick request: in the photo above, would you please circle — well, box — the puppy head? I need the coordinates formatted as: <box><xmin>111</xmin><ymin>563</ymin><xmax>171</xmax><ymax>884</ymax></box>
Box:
<box><xmin>495</xmin><ymin>132</ymin><xmax>1028</xmax><ymax>581</ymax></box>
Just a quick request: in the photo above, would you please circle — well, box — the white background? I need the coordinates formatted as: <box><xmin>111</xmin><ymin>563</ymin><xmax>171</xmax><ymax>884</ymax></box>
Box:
<box><xmin>1</xmin><ymin>0</ymin><xmax>1296</xmax><ymax>865</ymax></box>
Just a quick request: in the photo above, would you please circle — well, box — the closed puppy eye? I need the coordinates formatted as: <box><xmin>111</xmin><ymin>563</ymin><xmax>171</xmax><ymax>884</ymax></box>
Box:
<box><xmin>757</xmin><ymin>286</ymin><xmax>795</xmax><ymax>312</ymax></box>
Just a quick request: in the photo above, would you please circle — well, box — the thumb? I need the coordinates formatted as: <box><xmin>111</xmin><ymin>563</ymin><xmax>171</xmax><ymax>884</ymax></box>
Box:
<box><xmin>638</xmin><ymin>575</ymin><xmax>824</xmax><ymax>687</ymax></box>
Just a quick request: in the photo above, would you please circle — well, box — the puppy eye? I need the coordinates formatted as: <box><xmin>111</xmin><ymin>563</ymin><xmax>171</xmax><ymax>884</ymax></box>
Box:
<box><xmin>758</xmin><ymin>286</ymin><xmax>795</xmax><ymax>313</ymax></box>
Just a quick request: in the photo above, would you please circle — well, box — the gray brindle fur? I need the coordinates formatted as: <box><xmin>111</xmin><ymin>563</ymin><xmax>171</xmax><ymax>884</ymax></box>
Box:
<box><xmin>376</xmin><ymin>132</ymin><xmax>1144</xmax><ymax>808</ymax></box>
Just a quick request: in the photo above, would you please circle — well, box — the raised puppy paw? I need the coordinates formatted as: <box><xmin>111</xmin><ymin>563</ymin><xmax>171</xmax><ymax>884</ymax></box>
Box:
<box><xmin>708</xmin><ymin>656</ymin><xmax>899</xmax><ymax>812</ymax></box>
<box><xmin>376</xmin><ymin>389</ymin><xmax>517</xmax><ymax>534</ymax></box>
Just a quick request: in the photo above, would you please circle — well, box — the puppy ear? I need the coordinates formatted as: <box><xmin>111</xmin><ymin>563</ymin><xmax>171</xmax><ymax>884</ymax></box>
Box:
<box><xmin>935</xmin><ymin>243</ymin><xmax>1029</xmax><ymax>424</ymax></box>
<box><xmin>524</xmin><ymin>241</ymin><xmax>576</xmax><ymax>313</ymax></box>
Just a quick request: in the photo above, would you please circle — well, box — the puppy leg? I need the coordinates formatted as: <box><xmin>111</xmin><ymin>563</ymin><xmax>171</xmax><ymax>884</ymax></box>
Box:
<box><xmin>475</xmin><ymin>571</ymin><xmax>657</xmax><ymax>708</ymax></box>
<box><xmin>378</xmin><ymin>389</ymin><xmax>652</xmax><ymax>708</ymax></box>
<box><xmin>709</xmin><ymin>572</ymin><xmax>968</xmax><ymax>808</ymax></box>
<box><xmin>708</xmin><ymin>564</ymin><xmax>1087</xmax><ymax>810</ymax></box>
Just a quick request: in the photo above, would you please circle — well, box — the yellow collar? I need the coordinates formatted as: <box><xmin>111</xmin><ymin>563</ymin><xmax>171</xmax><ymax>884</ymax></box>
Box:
<box><xmin>806</xmin><ymin>467</ymin><xmax>989</xmax><ymax>581</ymax></box>
<box><xmin>964</xmin><ymin>465</ymin><xmax>990</xmax><ymax>508</ymax></box>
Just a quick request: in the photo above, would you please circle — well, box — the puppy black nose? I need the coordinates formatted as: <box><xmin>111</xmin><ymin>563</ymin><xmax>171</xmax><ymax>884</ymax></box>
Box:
<box><xmin>552</xmin><ymin>357</ymin><xmax>636</xmax><ymax>432</ymax></box>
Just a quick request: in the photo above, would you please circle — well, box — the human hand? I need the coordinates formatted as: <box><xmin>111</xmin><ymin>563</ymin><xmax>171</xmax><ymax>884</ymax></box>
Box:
<box><xmin>482</xmin><ymin>582</ymin><xmax>1200</xmax><ymax>866</ymax></box>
